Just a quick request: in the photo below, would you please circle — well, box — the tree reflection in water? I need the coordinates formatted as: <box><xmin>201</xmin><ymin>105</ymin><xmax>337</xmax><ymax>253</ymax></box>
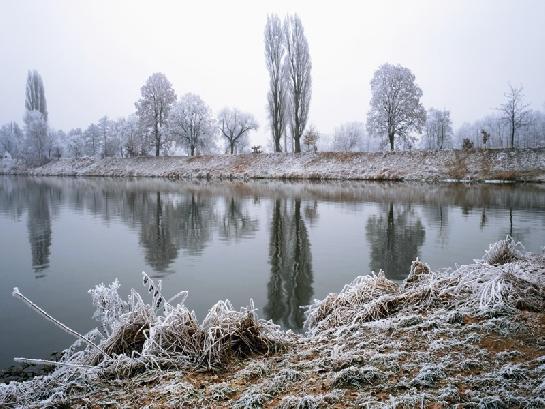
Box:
<box><xmin>365</xmin><ymin>203</ymin><xmax>425</xmax><ymax>280</ymax></box>
<box><xmin>218</xmin><ymin>197</ymin><xmax>259</xmax><ymax>241</ymax></box>
<box><xmin>139</xmin><ymin>192</ymin><xmax>179</xmax><ymax>273</ymax></box>
<box><xmin>265</xmin><ymin>198</ymin><xmax>313</xmax><ymax>330</ymax></box>
<box><xmin>26</xmin><ymin>184</ymin><xmax>53</xmax><ymax>275</ymax></box>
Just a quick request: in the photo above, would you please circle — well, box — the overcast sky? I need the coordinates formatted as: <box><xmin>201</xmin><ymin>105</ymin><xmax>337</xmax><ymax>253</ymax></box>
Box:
<box><xmin>1</xmin><ymin>0</ymin><xmax>544</xmax><ymax>147</ymax></box>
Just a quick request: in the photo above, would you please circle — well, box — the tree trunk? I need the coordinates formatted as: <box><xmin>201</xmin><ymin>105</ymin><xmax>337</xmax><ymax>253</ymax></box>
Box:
<box><xmin>274</xmin><ymin>137</ymin><xmax>281</xmax><ymax>153</ymax></box>
<box><xmin>294</xmin><ymin>137</ymin><xmax>301</xmax><ymax>153</ymax></box>
<box><xmin>389</xmin><ymin>132</ymin><xmax>395</xmax><ymax>151</ymax></box>
<box><xmin>190</xmin><ymin>145</ymin><xmax>195</xmax><ymax>156</ymax></box>
<box><xmin>155</xmin><ymin>121</ymin><xmax>160</xmax><ymax>157</ymax></box>
<box><xmin>510</xmin><ymin>125</ymin><xmax>515</xmax><ymax>149</ymax></box>
<box><xmin>230</xmin><ymin>143</ymin><xmax>235</xmax><ymax>155</ymax></box>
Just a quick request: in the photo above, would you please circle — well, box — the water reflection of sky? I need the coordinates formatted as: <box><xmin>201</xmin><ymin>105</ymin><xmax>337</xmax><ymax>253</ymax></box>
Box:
<box><xmin>0</xmin><ymin>176</ymin><xmax>544</xmax><ymax>367</ymax></box>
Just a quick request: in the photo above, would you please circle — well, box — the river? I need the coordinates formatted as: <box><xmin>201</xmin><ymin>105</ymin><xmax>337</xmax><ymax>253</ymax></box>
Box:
<box><xmin>0</xmin><ymin>176</ymin><xmax>544</xmax><ymax>367</ymax></box>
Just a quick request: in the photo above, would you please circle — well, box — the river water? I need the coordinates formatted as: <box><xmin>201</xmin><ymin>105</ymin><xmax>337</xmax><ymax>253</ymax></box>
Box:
<box><xmin>0</xmin><ymin>176</ymin><xmax>544</xmax><ymax>367</ymax></box>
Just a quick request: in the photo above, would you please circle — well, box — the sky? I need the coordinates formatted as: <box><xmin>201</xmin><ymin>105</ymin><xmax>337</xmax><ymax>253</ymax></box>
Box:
<box><xmin>1</xmin><ymin>0</ymin><xmax>544</xmax><ymax>149</ymax></box>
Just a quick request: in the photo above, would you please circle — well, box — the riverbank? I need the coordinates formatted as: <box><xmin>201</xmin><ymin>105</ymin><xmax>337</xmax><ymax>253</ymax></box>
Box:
<box><xmin>3</xmin><ymin>148</ymin><xmax>545</xmax><ymax>182</ymax></box>
<box><xmin>1</xmin><ymin>237</ymin><xmax>544</xmax><ymax>408</ymax></box>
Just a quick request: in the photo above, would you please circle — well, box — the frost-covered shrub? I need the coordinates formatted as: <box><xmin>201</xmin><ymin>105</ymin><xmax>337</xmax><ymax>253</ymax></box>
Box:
<box><xmin>397</xmin><ymin>315</ymin><xmax>423</xmax><ymax>328</ymax></box>
<box><xmin>438</xmin><ymin>384</ymin><xmax>460</xmax><ymax>403</ymax></box>
<box><xmin>263</xmin><ymin>368</ymin><xmax>303</xmax><ymax>395</ymax></box>
<box><xmin>477</xmin><ymin>270</ymin><xmax>545</xmax><ymax>312</ymax></box>
<box><xmin>277</xmin><ymin>395</ymin><xmax>321</xmax><ymax>409</ymax></box>
<box><xmin>201</xmin><ymin>299</ymin><xmax>287</xmax><ymax>369</ymax></box>
<box><xmin>499</xmin><ymin>364</ymin><xmax>527</xmax><ymax>381</ymax></box>
<box><xmin>235</xmin><ymin>360</ymin><xmax>270</xmax><ymax>381</ymax></box>
<box><xmin>410</xmin><ymin>364</ymin><xmax>445</xmax><ymax>388</ymax></box>
<box><xmin>233</xmin><ymin>388</ymin><xmax>270</xmax><ymax>409</ymax></box>
<box><xmin>332</xmin><ymin>365</ymin><xmax>386</xmax><ymax>388</ymax></box>
<box><xmin>446</xmin><ymin>311</ymin><xmax>464</xmax><ymax>324</ymax></box>
<box><xmin>209</xmin><ymin>382</ymin><xmax>236</xmax><ymax>401</ymax></box>
<box><xmin>404</xmin><ymin>259</ymin><xmax>430</xmax><ymax>287</ymax></box>
<box><xmin>2</xmin><ymin>273</ymin><xmax>290</xmax><ymax>406</ymax></box>
<box><xmin>477</xmin><ymin>396</ymin><xmax>507</xmax><ymax>408</ymax></box>
<box><xmin>278</xmin><ymin>391</ymin><xmax>341</xmax><ymax>409</ymax></box>
<box><xmin>304</xmin><ymin>272</ymin><xmax>398</xmax><ymax>332</ymax></box>
<box><xmin>483</xmin><ymin>236</ymin><xmax>523</xmax><ymax>265</ymax></box>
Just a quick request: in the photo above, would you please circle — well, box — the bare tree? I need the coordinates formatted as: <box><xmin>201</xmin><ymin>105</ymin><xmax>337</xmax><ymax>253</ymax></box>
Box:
<box><xmin>302</xmin><ymin>125</ymin><xmax>319</xmax><ymax>152</ymax></box>
<box><xmin>499</xmin><ymin>84</ymin><xmax>530</xmax><ymax>148</ymax></box>
<box><xmin>366</xmin><ymin>63</ymin><xmax>426</xmax><ymax>151</ymax></box>
<box><xmin>284</xmin><ymin>14</ymin><xmax>312</xmax><ymax>153</ymax></box>
<box><xmin>168</xmin><ymin>93</ymin><xmax>217</xmax><ymax>156</ymax></box>
<box><xmin>265</xmin><ymin>14</ymin><xmax>287</xmax><ymax>153</ymax></box>
<box><xmin>25</xmin><ymin>70</ymin><xmax>48</xmax><ymax>123</ymax></box>
<box><xmin>135</xmin><ymin>73</ymin><xmax>176</xmax><ymax>156</ymax></box>
<box><xmin>218</xmin><ymin>108</ymin><xmax>258</xmax><ymax>154</ymax></box>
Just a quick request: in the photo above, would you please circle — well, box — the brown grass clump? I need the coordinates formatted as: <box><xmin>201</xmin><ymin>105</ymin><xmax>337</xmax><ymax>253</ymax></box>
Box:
<box><xmin>483</xmin><ymin>236</ymin><xmax>523</xmax><ymax>265</ymax></box>
<box><xmin>201</xmin><ymin>300</ymin><xmax>287</xmax><ymax>370</ymax></box>
<box><xmin>304</xmin><ymin>272</ymin><xmax>399</xmax><ymax>332</ymax></box>
<box><xmin>143</xmin><ymin>305</ymin><xmax>204</xmax><ymax>365</ymax></box>
<box><xmin>404</xmin><ymin>258</ymin><xmax>430</xmax><ymax>287</ymax></box>
<box><xmin>102</xmin><ymin>321</ymin><xmax>150</xmax><ymax>357</ymax></box>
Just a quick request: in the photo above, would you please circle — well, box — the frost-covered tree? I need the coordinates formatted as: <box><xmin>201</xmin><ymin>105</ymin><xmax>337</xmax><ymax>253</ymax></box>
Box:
<box><xmin>265</xmin><ymin>14</ymin><xmax>287</xmax><ymax>153</ymax></box>
<box><xmin>66</xmin><ymin>128</ymin><xmax>85</xmax><ymax>158</ymax></box>
<box><xmin>168</xmin><ymin>93</ymin><xmax>217</xmax><ymax>156</ymax></box>
<box><xmin>284</xmin><ymin>14</ymin><xmax>312</xmax><ymax>153</ymax></box>
<box><xmin>422</xmin><ymin>108</ymin><xmax>453</xmax><ymax>150</ymax></box>
<box><xmin>119</xmin><ymin>115</ymin><xmax>147</xmax><ymax>157</ymax></box>
<box><xmin>48</xmin><ymin>129</ymin><xmax>66</xmax><ymax>159</ymax></box>
<box><xmin>0</xmin><ymin>122</ymin><xmax>23</xmax><ymax>158</ymax></box>
<box><xmin>97</xmin><ymin>116</ymin><xmax>112</xmax><ymax>158</ymax></box>
<box><xmin>522</xmin><ymin>110</ymin><xmax>545</xmax><ymax>148</ymax></box>
<box><xmin>366</xmin><ymin>63</ymin><xmax>426</xmax><ymax>151</ymax></box>
<box><xmin>332</xmin><ymin>122</ymin><xmax>365</xmax><ymax>152</ymax></box>
<box><xmin>83</xmin><ymin>123</ymin><xmax>101</xmax><ymax>157</ymax></box>
<box><xmin>218</xmin><ymin>108</ymin><xmax>258</xmax><ymax>154</ymax></box>
<box><xmin>25</xmin><ymin>70</ymin><xmax>48</xmax><ymax>123</ymax></box>
<box><xmin>302</xmin><ymin>125</ymin><xmax>319</xmax><ymax>152</ymax></box>
<box><xmin>22</xmin><ymin>111</ymin><xmax>50</xmax><ymax>164</ymax></box>
<box><xmin>498</xmin><ymin>85</ymin><xmax>530</xmax><ymax>148</ymax></box>
<box><xmin>452</xmin><ymin>108</ymin><xmax>545</xmax><ymax>149</ymax></box>
<box><xmin>135</xmin><ymin>73</ymin><xmax>176</xmax><ymax>156</ymax></box>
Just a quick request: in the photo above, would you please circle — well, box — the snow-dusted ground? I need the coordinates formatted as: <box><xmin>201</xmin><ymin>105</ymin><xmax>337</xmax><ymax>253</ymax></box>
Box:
<box><xmin>3</xmin><ymin>148</ymin><xmax>545</xmax><ymax>182</ymax></box>
<box><xmin>1</xmin><ymin>238</ymin><xmax>544</xmax><ymax>408</ymax></box>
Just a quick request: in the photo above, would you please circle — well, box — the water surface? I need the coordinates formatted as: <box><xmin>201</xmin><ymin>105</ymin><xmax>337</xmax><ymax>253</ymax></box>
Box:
<box><xmin>1</xmin><ymin>176</ymin><xmax>544</xmax><ymax>367</ymax></box>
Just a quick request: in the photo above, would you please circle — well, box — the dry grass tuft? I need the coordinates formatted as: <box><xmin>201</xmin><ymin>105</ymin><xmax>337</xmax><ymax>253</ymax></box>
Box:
<box><xmin>201</xmin><ymin>300</ymin><xmax>286</xmax><ymax>370</ymax></box>
<box><xmin>304</xmin><ymin>271</ymin><xmax>398</xmax><ymax>332</ymax></box>
<box><xmin>404</xmin><ymin>258</ymin><xmax>431</xmax><ymax>287</ymax></box>
<box><xmin>483</xmin><ymin>236</ymin><xmax>523</xmax><ymax>265</ymax></box>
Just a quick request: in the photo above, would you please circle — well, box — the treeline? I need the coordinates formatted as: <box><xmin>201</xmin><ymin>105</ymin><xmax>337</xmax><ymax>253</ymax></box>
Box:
<box><xmin>0</xmin><ymin>71</ymin><xmax>259</xmax><ymax>165</ymax></box>
<box><xmin>1</xmin><ymin>14</ymin><xmax>544</xmax><ymax>165</ymax></box>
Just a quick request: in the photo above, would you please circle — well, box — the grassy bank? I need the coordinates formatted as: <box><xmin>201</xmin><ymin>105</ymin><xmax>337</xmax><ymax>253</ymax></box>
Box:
<box><xmin>1</xmin><ymin>237</ymin><xmax>544</xmax><ymax>408</ymax></box>
<box><xmin>2</xmin><ymin>148</ymin><xmax>545</xmax><ymax>183</ymax></box>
